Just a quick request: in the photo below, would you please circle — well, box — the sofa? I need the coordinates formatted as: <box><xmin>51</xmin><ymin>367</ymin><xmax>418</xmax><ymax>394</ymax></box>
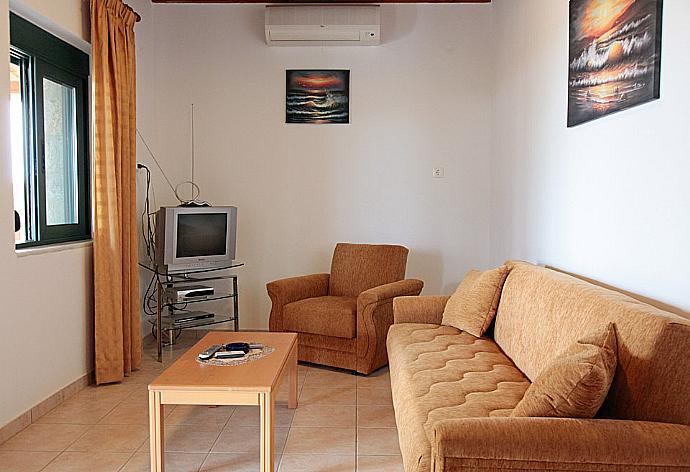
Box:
<box><xmin>267</xmin><ymin>243</ymin><xmax>423</xmax><ymax>374</ymax></box>
<box><xmin>387</xmin><ymin>261</ymin><xmax>690</xmax><ymax>471</ymax></box>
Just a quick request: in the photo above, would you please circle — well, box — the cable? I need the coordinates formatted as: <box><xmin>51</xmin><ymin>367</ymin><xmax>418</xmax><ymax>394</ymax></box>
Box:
<box><xmin>135</xmin><ymin>128</ymin><xmax>179</xmax><ymax>201</ymax></box>
<box><xmin>136</xmin><ymin>111</ymin><xmax>210</xmax><ymax>207</ymax></box>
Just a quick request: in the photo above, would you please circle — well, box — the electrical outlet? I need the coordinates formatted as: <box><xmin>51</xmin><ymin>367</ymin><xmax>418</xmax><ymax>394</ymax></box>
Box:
<box><xmin>432</xmin><ymin>167</ymin><xmax>445</xmax><ymax>178</ymax></box>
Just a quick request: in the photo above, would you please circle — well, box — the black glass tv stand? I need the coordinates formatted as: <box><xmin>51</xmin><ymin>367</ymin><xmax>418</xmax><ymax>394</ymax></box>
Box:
<box><xmin>139</xmin><ymin>261</ymin><xmax>245</xmax><ymax>362</ymax></box>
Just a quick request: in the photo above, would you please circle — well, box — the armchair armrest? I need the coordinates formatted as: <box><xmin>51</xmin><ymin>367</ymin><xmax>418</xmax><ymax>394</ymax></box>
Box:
<box><xmin>431</xmin><ymin>417</ymin><xmax>690</xmax><ymax>471</ymax></box>
<box><xmin>358</xmin><ymin>279</ymin><xmax>425</xmax><ymax>309</ymax></box>
<box><xmin>267</xmin><ymin>273</ymin><xmax>329</xmax><ymax>332</ymax></box>
<box><xmin>356</xmin><ymin>279</ymin><xmax>424</xmax><ymax>374</ymax></box>
<box><xmin>393</xmin><ymin>295</ymin><xmax>450</xmax><ymax>325</ymax></box>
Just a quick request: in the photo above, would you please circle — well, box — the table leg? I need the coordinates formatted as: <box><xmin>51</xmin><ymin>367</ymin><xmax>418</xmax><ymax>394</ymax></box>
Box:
<box><xmin>288</xmin><ymin>346</ymin><xmax>298</xmax><ymax>409</ymax></box>
<box><xmin>149</xmin><ymin>390</ymin><xmax>165</xmax><ymax>472</ymax></box>
<box><xmin>259</xmin><ymin>392</ymin><xmax>274</xmax><ymax>472</ymax></box>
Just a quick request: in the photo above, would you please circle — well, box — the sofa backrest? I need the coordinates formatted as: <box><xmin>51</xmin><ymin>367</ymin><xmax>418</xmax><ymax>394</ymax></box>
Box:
<box><xmin>329</xmin><ymin>243</ymin><xmax>408</xmax><ymax>297</ymax></box>
<box><xmin>493</xmin><ymin>261</ymin><xmax>690</xmax><ymax>425</ymax></box>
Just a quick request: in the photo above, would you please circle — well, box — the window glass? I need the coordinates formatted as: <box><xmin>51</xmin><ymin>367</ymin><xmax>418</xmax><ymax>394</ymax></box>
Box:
<box><xmin>43</xmin><ymin>78</ymin><xmax>78</xmax><ymax>226</ymax></box>
<box><xmin>10</xmin><ymin>59</ymin><xmax>28</xmax><ymax>243</ymax></box>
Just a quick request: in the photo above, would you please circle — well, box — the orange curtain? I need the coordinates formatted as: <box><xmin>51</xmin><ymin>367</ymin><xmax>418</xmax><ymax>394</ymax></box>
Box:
<box><xmin>91</xmin><ymin>0</ymin><xmax>141</xmax><ymax>384</ymax></box>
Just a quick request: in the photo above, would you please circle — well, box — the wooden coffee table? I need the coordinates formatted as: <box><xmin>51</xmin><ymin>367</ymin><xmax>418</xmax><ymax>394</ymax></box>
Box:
<box><xmin>148</xmin><ymin>331</ymin><xmax>298</xmax><ymax>472</ymax></box>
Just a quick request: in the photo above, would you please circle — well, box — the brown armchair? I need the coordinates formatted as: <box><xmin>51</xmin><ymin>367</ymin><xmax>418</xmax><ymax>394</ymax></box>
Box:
<box><xmin>267</xmin><ymin>243</ymin><xmax>423</xmax><ymax>374</ymax></box>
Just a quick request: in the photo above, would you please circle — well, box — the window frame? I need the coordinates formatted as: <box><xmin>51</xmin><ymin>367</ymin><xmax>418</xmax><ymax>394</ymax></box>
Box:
<box><xmin>10</xmin><ymin>13</ymin><xmax>91</xmax><ymax>249</ymax></box>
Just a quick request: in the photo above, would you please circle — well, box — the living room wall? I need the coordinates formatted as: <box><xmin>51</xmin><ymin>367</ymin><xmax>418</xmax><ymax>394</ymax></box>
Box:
<box><xmin>0</xmin><ymin>0</ymin><xmax>93</xmax><ymax>429</ymax></box>
<box><xmin>135</xmin><ymin>3</ymin><xmax>495</xmax><ymax>329</ymax></box>
<box><xmin>490</xmin><ymin>0</ymin><xmax>690</xmax><ymax>313</ymax></box>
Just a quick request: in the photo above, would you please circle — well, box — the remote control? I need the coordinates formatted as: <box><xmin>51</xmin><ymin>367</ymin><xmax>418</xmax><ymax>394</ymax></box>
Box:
<box><xmin>224</xmin><ymin>342</ymin><xmax>250</xmax><ymax>353</ymax></box>
<box><xmin>198</xmin><ymin>344</ymin><xmax>223</xmax><ymax>360</ymax></box>
<box><xmin>214</xmin><ymin>350</ymin><xmax>246</xmax><ymax>359</ymax></box>
<box><xmin>223</xmin><ymin>342</ymin><xmax>265</xmax><ymax>353</ymax></box>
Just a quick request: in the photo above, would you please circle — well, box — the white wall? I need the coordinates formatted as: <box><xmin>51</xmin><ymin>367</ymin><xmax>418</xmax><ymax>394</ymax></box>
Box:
<box><xmin>490</xmin><ymin>0</ymin><xmax>690</xmax><ymax>312</ymax></box>
<box><xmin>139</xmin><ymin>4</ymin><xmax>495</xmax><ymax>329</ymax></box>
<box><xmin>0</xmin><ymin>1</ymin><xmax>93</xmax><ymax>427</ymax></box>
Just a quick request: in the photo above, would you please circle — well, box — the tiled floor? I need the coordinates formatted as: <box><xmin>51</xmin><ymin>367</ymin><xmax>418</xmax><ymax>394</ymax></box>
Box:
<box><xmin>0</xmin><ymin>333</ymin><xmax>403</xmax><ymax>471</ymax></box>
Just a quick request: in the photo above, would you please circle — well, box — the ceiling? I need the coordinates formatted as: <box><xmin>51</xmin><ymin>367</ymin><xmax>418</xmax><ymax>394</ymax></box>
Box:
<box><xmin>152</xmin><ymin>1</ymin><xmax>490</xmax><ymax>3</ymax></box>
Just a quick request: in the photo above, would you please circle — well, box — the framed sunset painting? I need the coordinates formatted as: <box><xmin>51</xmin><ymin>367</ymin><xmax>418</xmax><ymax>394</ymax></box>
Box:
<box><xmin>286</xmin><ymin>70</ymin><xmax>350</xmax><ymax>124</ymax></box>
<box><xmin>568</xmin><ymin>0</ymin><xmax>663</xmax><ymax>127</ymax></box>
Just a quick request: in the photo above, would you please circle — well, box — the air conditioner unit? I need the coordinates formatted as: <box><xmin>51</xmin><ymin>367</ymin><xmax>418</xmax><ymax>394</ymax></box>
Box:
<box><xmin>265</xmin><ymin>5</ymin><xmax>380</xmax><ymax>46</ymax></box>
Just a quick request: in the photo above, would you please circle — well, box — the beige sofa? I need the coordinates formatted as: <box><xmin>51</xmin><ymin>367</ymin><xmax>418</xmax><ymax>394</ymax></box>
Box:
<box><xmin>387</xmin><ymin>261</ymin><xmax>690</xmax><ymax>471</ymax></box>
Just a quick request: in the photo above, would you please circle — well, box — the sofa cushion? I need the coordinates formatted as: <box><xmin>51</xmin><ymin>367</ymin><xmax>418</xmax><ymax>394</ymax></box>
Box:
<box><xmin>283</xmin><ymin>296</ymin><xmax>357</xmax><ymax>339</ymax></box>
<box><xmin>387</xmin><ymin>323</ymin><xmax>530</xmax><ymax>472</ymax></box>
<box><xmin>512</xmin><ymin>323</ymin><xmax>618</xmax><ymax>419</ymax></box>
<box><xmin>441</xmin><ymin>266</ymin><xmax>510</xmax><ymax>337</ymax></box>
<box><xmin>494</xmin><ymin>261</ymin><xmax>690</xmax><ymax>425</ymax></box>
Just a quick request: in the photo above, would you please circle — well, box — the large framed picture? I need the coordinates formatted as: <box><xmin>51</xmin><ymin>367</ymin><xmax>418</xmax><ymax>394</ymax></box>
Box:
<box><xmin>286</xmin><ymin>70</ymin><xmax>350</xmax><ymax>124</ymax></box>
<box><xmin>568</xmin><ymin>0</ymin><xmax>663</xmax><ymax>127</ymax></box>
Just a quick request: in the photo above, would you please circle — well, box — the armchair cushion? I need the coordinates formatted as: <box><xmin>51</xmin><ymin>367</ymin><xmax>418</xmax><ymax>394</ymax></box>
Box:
<box><xmin>283</xmin><ymin>296</ymin><xmax>357</xmax><ymax>339</ymax></box>
<box><xmin>329</xmin><ymin>243</ymin><xmax>409</xmax><ymax>297</ymax></box>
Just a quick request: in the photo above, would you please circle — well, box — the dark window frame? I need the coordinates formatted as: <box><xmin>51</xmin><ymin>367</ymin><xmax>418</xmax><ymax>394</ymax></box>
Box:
<box><xmin>10</xmin><ymin>13</ymin><xmax>90</xmax><ymax>249</ymax></box>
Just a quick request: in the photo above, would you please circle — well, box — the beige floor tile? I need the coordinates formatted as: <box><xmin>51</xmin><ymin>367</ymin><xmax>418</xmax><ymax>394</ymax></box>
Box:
<box><xmin>125</xmin><ymin>389</ymin><xmax>156</xmax><ymax>405</ymax></box>
<box><xmin>0</xmin><ymin>424</ymin><xmax>89</xmax><ymax>452</ymax></box>
<box><xmin>125</xmin><ymin>367</ymin><xmax>166</xmax><ymax>384</ymax></box>
<box><xmin>164</xmin><ymin>423</ymin><xmax>225</xmax><ymax>453</ymax></box>
<box><xmin>72</xmin><ymin>383</ymin><xmax>137</xmax><ymax>404</ymax></box>
<box><xmin>226</xmin><ymin>405</ymin><xmax>294</xmax><ymax>428</ymax></box>
<box><xmin>356</xmin><ymin>368</ymin><xmax>391</xmax><ymax>388</ymax></box>
<box><xmin>275</xmin><ymin>378</ymin><xmax>302</xmax><ymax>404</ymax></box>
<box><xmin>279</xmin><ymin>453</ymin><xmax>355</xmax><ymax>472</ymax></box>
<box><xmin>357</xmin><ymin>387</ymin><xmax>393</xmax><ymax>406</ymax></box>
<box><xmin>120</xmin><ymin>451</ymin><xmax>207</xmax><ymax>472</ymax></box>
<box><xmin>357</xmin><ymin>428</ymin><xmax>401</xmax><ymax>456</ymax></box>
<box><xmin>357</xmin><ymin>454</ymin><xmax>404</xmax><ymax>471</ymax></box>
<box><xmin>67</xmin><ymin>424</ymin><xmax>148</xmax><ymax>453</ymax></box>
<box><xmin>291</xmin><ymin>404</ymin><xmax>356</xmax><ymax>428</ymax></box>
<box><xmin>166</xmin><ymin>405</ymin><xmax>235</xmax><ymax>425</ymax></box>
<box><xmin>42</xmin><ymin>451</ymin><xmax>132</xmax><ymax>472</ymax></box>
<box><xmin>283</xmin><ymin>427</ymin><xmax>355</xmax><ymax>455</ymax></box>
<box><xmin>98</xmin><ymin>400</ymin><xmax>174</xmax><ymax>425</ymax></box>
<box><xmin>200</xmin><ymin>451</ymin><xmax>279</xmax><ymax>472</ymax></box>
<box><xmin>302</xmin><ymin>369</ymin><xmax>356</xmax><ymax>389</ymax></box>
<box><xmin>36</xmin><ymin>397</ymin><xmax>119</xmax><ymax>425</ymax></box>
<box><xmin>298</xmin><ymin>387</ymin><xmax>356</xmax><ymax>406</ymax></box>
<box><xmin>357</xmin><ymin>404</ymin><xmax>397</xmax><ymax>428</ymax></box>
<box><xmin>0</xmin><ymin>451</ymin><xmax>59</xmax><ymax>471</ymax></box>
<box><xmin>211</xmin><ymin>426</ymin><xmax>289</xmax><ymax>454</ymax></box>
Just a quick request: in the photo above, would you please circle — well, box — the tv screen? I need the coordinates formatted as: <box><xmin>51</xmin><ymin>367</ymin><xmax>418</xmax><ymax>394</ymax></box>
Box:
<box><xmin>176</xmin><ymin>213</ymin><xmax>228</xmax><ymax>258</ymax></box>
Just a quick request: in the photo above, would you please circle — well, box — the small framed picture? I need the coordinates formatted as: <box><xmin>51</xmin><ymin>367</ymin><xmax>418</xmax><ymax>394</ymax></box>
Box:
<box><xmin>286</xmin><ymin>70</ymin><xmax>350</xmax><ymax>124</ymax></box>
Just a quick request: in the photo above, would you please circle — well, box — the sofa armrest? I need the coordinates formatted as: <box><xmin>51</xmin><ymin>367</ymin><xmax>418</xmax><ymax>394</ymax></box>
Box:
<box><xmin>431</xmin><ymin>417</ymin><xmax>690</xmax><ymax>471</ymax></box>
<box><xmin>267</xmin><ymin>273</ymin><xmax>330</xmax><ymax>332</ymax></box>
<box><xmin>393</xmin><ymin>296</ymin><xmax>450</xmax><ymax>325</ymax></box>
<box><xmin>355</xmin><ymin>279</ymin><xmax>424</xmax><ymax>374</ymax></box>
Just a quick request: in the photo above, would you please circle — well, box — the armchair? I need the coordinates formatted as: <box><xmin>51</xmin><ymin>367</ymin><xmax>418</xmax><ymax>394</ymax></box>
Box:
<box><xmin>267</xmin><ymin>243</ymin><xmax>423</xmax><ymax>374</ymax></box>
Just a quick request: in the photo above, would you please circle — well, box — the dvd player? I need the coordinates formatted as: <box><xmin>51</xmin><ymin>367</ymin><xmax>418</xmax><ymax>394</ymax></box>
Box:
<box><xmin>165</xmin><ymin>285</ymin><xmax>215</xmax><ymax>303</ymax></box>
<box><xmin>171</xmin><ymin>311</ymin><xmax>215</xmax><ymax>325</ymax></box>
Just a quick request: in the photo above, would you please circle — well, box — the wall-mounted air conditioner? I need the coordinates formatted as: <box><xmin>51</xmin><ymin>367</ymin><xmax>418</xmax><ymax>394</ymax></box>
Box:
<box><xmin>265</xmin><ymin>5</ymin><xmax>380</xmax><ymax>46</ymax></box>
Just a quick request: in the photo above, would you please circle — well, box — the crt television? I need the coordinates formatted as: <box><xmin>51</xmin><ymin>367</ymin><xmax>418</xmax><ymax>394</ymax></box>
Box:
<box><xmin>155</xmin><ymin>206</ymin><xmax>237</xmax><ymax>273</ymax></box>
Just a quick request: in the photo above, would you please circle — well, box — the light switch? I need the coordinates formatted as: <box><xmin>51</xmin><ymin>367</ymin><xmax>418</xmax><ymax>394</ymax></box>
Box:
<box><xmin>432</xmin><ymin>167</ymin><xmax>445</xmax><ymax>178</ymax></box>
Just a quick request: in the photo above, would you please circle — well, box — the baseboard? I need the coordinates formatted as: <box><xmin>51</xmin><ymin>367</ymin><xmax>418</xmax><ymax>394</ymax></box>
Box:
<box><xmin>0</xmin><ymin>371</ymin><xmax>92</xmax><ymax>444</ymax></box>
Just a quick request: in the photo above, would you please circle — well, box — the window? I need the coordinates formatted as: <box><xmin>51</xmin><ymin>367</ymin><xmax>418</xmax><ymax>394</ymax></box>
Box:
<box><xmin>10</xmin><ymin>13</ymin><xmax>90</xmax><ymax>248</ymax></box>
